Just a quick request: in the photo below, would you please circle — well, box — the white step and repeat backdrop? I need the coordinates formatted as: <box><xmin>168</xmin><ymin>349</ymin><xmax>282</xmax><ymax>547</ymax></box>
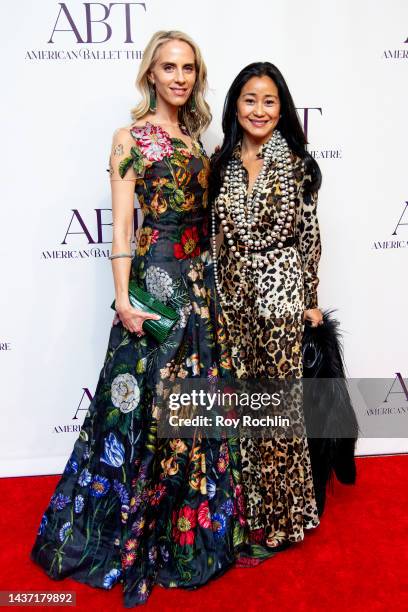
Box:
<box><xmin>1</xmin><ymin>0</ymin><xmax>407</xmax><ymax>476</ymax></box>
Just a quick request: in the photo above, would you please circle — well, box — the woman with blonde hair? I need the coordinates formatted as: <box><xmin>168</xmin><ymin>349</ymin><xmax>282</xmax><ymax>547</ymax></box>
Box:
<box><xmin>30</xmin><ymin>31</ymin><xmax>265</xmax><ymax>606</ymax></box>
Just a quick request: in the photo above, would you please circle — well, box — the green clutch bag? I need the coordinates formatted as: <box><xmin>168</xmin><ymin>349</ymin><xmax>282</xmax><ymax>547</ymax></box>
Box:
<box><xmin>111</xmin><ymin>280</ymin><xmax>180</xmax><ymax>343</ymax></box>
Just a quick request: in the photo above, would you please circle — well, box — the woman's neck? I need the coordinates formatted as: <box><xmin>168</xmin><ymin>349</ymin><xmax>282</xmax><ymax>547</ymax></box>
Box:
<box><xmin>241</xmin><ymin>130</ymin><xmax>274</xmax><ymax>158</ymax></box>
<box><xmin>153</xmin><ymin>97</ymin><xmax>180</xmax><ymax>127</ymax></box>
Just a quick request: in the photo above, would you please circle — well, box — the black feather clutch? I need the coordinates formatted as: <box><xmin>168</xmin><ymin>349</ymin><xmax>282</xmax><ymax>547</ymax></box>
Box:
<box><xmin>302</xmin><ymin>309</ymin><xmax>359</xmax><ymax>516</ymax></box>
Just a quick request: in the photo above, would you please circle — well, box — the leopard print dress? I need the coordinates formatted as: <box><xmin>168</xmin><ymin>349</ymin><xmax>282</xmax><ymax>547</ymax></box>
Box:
<box><xmin>215</xmin><ymin>141</ymin><xmax>321</xmax><ymax>547</ymax></box>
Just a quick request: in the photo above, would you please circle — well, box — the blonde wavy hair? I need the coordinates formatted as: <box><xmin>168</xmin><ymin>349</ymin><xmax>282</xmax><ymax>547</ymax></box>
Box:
<box><xmin>131</xmin><ymin>31</ymin><xmax>211</xmax><ymax>139</ymax></box>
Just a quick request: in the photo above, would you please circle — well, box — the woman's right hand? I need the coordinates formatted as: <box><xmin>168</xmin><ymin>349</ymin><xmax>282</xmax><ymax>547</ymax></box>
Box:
<box><xmin>116</xmin><ymin>301</ymin><xmax>161</xmax><ymax>336</ymax></box>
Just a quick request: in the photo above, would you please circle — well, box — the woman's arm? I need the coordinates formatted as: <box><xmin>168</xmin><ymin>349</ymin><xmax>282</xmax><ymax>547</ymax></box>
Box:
<box><xmin>110</xmin><ymin>128</ymin><xmax>136</xmax><ymax>309</ymax></box>
<box><xmin>109</xmin><ymin>127</ymin><xmax>159</xmax><ymax>334</ymax></box>
<box><xmin>295</xmin><ymin>165</ymin><xmax>323</xmax><ymax>325</ymax></box>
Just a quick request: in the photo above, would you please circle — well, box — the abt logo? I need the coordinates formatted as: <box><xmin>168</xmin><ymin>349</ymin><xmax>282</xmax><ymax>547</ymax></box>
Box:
<box><xmin>61</xmin><ymin>208</ymin><xmax>139</xmax><ymax>244</ymax></box>
<box><xmin>41</xmin><ymin>207</ymin><xmax>140</xmax><ymax>260</ymax></box>
<box><xmin>73</xmin><ymin>387</ymin><xmax>94</xmax><ymax>419</ymax></box>
<box><xmin>383</xmin><ymin>373</ymin><xmax>408</xmax><ymax>404</ymax></box>
<box><xmin>372</xmin><ymin>201</ymin><xmax>408</xmax><ymax>250</ymax></box>
<box><xmin>48</xmin><ymin>2</ymin><xmax>147</xmax><ymax>44</ymax></box>
<box><xmin>297</xmin><ymin>107</ymin><xmax>322</xmax><ymax>142</ymax></box>
<box><xmin>392</xmin><ymin>202</ymin><xmax>408</xmax><ymax>236</ymax></box>
<box><xmin>53</xmin><ymin>387</ymin><xmax>93</xmax><ymax>433</ymax></box>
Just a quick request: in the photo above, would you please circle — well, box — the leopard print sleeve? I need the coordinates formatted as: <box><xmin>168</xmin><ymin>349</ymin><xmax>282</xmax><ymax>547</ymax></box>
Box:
<box><xmin>295</xmin><ymin>166</ymin><xmax>321</xmax><ymax>310</ymax></box>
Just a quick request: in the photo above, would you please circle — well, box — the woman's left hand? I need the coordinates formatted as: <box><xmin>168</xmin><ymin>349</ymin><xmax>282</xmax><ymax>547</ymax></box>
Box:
<box><xmin>303</xmin><ymin>308</ymin><xmax>324</xmax><ymax>327</ymax></box>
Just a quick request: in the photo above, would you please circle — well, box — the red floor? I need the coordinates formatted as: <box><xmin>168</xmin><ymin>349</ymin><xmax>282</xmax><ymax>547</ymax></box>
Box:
<box><xmin>0</xmin><ymin>455</ymin><xmax>407</xmax><ymax>611</ymax></box>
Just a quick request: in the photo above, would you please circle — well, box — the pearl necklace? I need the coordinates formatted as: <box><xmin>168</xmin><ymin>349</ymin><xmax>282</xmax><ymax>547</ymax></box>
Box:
<box><xmin>212</xmin><ymin>130</ymin><xmax>296</xmax><ymax>307</ymax></box>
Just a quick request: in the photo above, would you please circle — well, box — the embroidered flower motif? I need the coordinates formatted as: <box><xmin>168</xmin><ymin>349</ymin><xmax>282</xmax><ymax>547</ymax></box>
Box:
<box><xmin>177</xmin><ymin>146</ymin><xmax>192</xmax><ymax>159</ymax></box>
<box><xmin>207</xmin><ymin>364</ymin><xmax>219</xmax><ymax>382</ymax></box>
<box><xmin>118</xmin><ymin>143</ymin><xmax>145</xmax><ymax>178</ymax></box>
<box><xmin>181</xmin><ymin>192</ymin><xmax>195</xmax><ymax>211</ymax></box>
<box><xmin>200</xmin><ymin>305</ymin><xmax>210</xmax><ymax>320</ymax></box>
<box><xmin>121</xmin><ymin>504</ymin><xmax>129</xmax><ymax>523</ymax></box>
<box><xmin>136</xmin><ymin>227</ymin><xmax>159</xmax><ymax>256</ymax></box>
<box><xmin>217</xmin><ymin>442</ymin><xmax>229</xmax><ymax>473</ymax></box>
<box><xmin>111</xmin><ymin>373</ymin><xmax>140</xmax><ymax>413</ymax></box>
<box><xmin>211</xmin><ymin>512</ymin><xmax>227</xmax><ymax>539</ymax></box>
<box><xmin>64</xmin><ymin>455</ymin><xmax>78</xmax><ymax>474</ymax></box>
<box><xmin>89</xmin><ymin>474</ymin><xmax>110</xmax><ymax>498</ymax></box>
<box><xmin>197</xmin><ymin>167</ymin><xmax>209</xmax><ymax>189</ymax></box>
<box><xmin>74</xmin><ymin>494</ymin><xmax>85</xmax><ymax>513</ymax></box>
<box><xmin>103</xmin><ymin>568</ymin><xmax>121</xmax><ymax>589</ymax></box>
<box><xmin>149</xmin><ymin>483</ymin><xmax>167</xmax><ymax>506</ymax></box>
<box><xmin>175</xmin><ymin>365</ymin><xmax>189</xmax><ymax>379</ymax></box>
<box><xmin>189</xmin><ymin>472</ymin><xmax>201</xmax><ymax>491</ymax></box>
<box><xmin>149</xmin><ymin>192</ymin><xmax>168</xmax><ymax>217</ymax></box>
<box><xmin>59</xmin><ymin>521</ymin><xmax>72</xmax><ymax>542</ymax></box>
<box><xmin>37</xmin><ymin>514</ymin><xmax>48</xmax><ymax>535</ymax></box>
<box><xmin>130</xmin><ymin>122</ymin><xmax>173</xmax><ymax>162</ymax></box>
<box><xmin>101</xmin><ymin>432</ymin><xmax>125</xmax><ymax>468</ymax></box>
<box><xmin>186</xmin><ymin>353</ymin><xmax>200</xmax><ymax>376</ymax></box>
<box><xmin>161</xmin><ymin>455</ymin><xmax>179</xmax><ymax>477</ymax></box>
<box><xmin>145</xmin><ymin>266</ymin><xmax>174</xmax><ymax>302</ymax></box>
<box><xmin>137</xmin><ymin>579</ymin><xmax>150</xmax><ymax>601</ymax></box>
<box><xmin>121</xmin><ymin>551</ymin><xmax>137</xmax><ymax>569</ymax></box>
<box><xmin>50</xmin><ymin>493</ymin><xmax>71</xmax><ymax>511</ymax></box>
<box><xmin>234</xmin><ymin>484</ymin><xmax>247</xmax><ymax>526</ymax></box>
<box><xmin>172</xmin><ymin>506</ymin><xmax>197</xmax><ymax>546</ymax></box>
<box><xmin>131</xmin><ymin>516</ymin><xmax>145</xmax><ymax>536</ymax></box>
<box><xmin>198</xmin><ymin>501</ymin><xmax>212</xmax><ymax>529</ymax></box>
<box><xmin>206</xmin><ymin>477</ymin><xmax>216</xmax><ymax>500</ymax></box>
<box><xmin>152</xmin><ymin>177</ymin><xmax>169</xmax><ymax>188</ymax></box>
<box><xmin>220</xmin><ymin>350</ymin><xmax>233</xmax><ymax>371</ymax></box>
<box><xmin>77</xmin><ymin>468</ymin><xmax>92</xmax><ymax>487</ymax></box>
<box><xmin>148</xmin><ymin>546</ymin><xmax>158</xmax><ymax>564</ymax></box>
<box><xmin>124</xmin><ymin>538</ymin><xmax>138</xmax><ymax>552</ymax></box>
<box><xmin>169</xmin><ymin>439</ymin><xmax>187</xmax><ymax>454</ymax></box>
<box><xmin>221</xmin><ymin>498</ymin><xmax>234</xmax><ymax>517</ymax></box>
<box><xmin>173</xmin><ymin>303</ymin><xmax>192</xmax><ymax>331</ymax></box>
<box><xmin>159</xmin><ymin>363</ymin><xmax>172</xmax><ymax>379</ymax></box>
<box><xmin>173</xmin><ymin>227</ymin><xmax>201</xmax><ymax>259</ymax></box>
<box><xmin>113</xmin><ymin>479</ymin><xmax>130</xmax><ymax>505</ymax></box>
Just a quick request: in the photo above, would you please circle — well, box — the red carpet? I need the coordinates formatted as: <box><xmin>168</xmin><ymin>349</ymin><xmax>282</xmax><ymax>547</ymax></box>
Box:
<box><xmin>0</xmin><ymin>455</ymin><xmax>407</xmax><ymax>611</ymax></box>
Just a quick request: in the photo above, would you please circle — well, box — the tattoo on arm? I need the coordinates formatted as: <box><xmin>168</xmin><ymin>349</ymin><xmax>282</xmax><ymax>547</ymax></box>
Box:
<box><xmin>113</xmin><ymin>143</ymin><xmax>124</xmax><ymax>156</ymax></box>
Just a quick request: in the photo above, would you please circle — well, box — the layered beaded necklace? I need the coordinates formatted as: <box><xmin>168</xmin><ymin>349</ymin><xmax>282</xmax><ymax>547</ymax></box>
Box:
<box><xmin>211</xmin><ymin>129</ymin><xmax>296</xmax><ymax>307</ymax></box>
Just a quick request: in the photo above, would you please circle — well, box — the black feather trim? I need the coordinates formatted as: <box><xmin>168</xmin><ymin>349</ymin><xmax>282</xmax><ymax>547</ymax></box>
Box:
<box><xmin>302</xmin><ymin>309</ymin><xmax>358</xmax><ymax>516</ymax></box>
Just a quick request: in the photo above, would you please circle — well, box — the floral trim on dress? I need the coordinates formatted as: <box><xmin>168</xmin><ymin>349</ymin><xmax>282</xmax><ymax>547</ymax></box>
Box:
<box><xmin>136</xmin><ymin>227</ymin><xmax>159</xmax><ymax>256</ymax></box>
<box><xmin>173</xmin><ymin>226</ymin><xmax>201</xmax><ymax>259</ymax></box>
<box><xmin>130</xmin><ymin>122</ymin><xmax>174</xmax><ymax>162</ymax></box>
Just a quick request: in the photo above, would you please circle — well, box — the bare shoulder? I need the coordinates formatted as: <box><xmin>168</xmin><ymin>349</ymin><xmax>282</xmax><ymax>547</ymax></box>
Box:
<box><xmin>110</xmin><ymin>126</ymin><xmax>137</xmax><ymax>154</ymax></box>
<box><xmin>112</xmin><ymin>125</ymin><xmax>133</xmax><ymax>140</ymax></box>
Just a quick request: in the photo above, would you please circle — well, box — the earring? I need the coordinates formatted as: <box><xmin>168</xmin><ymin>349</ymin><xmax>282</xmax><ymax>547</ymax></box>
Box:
<box><xmin>148</xmin><ymin>82</ymin><xmax>156</xmax><ymax>113</ymax></box>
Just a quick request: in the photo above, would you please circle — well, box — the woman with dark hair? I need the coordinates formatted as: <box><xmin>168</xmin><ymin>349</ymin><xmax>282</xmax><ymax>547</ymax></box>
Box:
<box><xmin>211</xmin><ymin>62</ymin><xmax>322</xmax><ymax>548</ymax></box>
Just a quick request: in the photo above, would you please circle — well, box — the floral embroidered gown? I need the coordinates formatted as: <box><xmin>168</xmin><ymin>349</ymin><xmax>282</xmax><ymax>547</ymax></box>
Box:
<box><xmin>30</xmin><ymin>123</ymin><xmax>273</xmax><ymax>607</ymax></box>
